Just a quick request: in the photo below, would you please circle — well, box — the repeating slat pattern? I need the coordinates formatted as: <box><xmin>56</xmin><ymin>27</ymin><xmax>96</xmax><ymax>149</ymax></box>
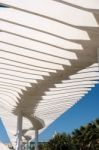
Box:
<box><xmin>0</xmin><ymin>0</ymin><xmax>99</xmax><ymax>142</ymax></box>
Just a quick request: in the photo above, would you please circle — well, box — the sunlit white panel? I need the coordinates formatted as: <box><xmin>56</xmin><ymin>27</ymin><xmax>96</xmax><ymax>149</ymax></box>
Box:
<box><xmin>35</xmin><ymin>97</ymin><xmax>81</xmax><ymax>108</ymax></box>
<box><xmin>37</xmin><ymin>105</ymin><xmax>76</xmax><ymax>116</ymax></box>
<box><xmin>36</xmin><ymin>107</ymin><xmax>75</xmax><ymax>115</ymax></box>
<box><xmin>36</xmin><ymin>105</ymin><xmax>74</xmax><ymax>115</ymax></box>
<box><xmin>1</xmin><ymin>105</ymin><xmax>17</xmax><ymax>112</ymax></box>
<box><xmin>0</xmin><ymin>8</ymin><xmax>89</xmax><ymax>40</ymax></box>
<box><xmin>2</xmin><ymin>113</ymin><xmax>17</xmax><ymax>119</ymax></box>
<box><xmin>36</xmin><ymin>103</ymin><xmax>77</xmax><ymax>111</ymax></box>
<box><xmin>49</xmin><ymin>84</ymin><xmax>96</xmax><ymax>92</ymax></box>
<box><xmin>37</xmin><ymin>102</ymin><xmax>79</xmax><ymax>110</ymax></box>
<box><xmin>36</xmin><ymin>101</ymin><xmax>79</xmax><ymax>109</ymax></box>
<box><xmin>55</xmin><ymin>80</ymin><xmax>98</xmax><ymax>88</ymax></box>
<box><xmin>0</xmin><ymin>111</ymin><xmax>16</xmax><ymax>118</ymax></box>
<box><xmin>49</xmin><ymin>84</ymin><xmax>95</xmax><ymax>91</ymax></box>
<box><xmin>36</xmin><ymin>107</ymin><xmax>75</xmax><ymax>116</ymax></box>
<box><xmin>2</xmin><ymin>117</ymin><xmax>17</xmax><ymax>123</ymax></box>
<box><xmin>61</xmin><ymin>80</ymin><xmax>98</xmax><ymax>85</ymax></box>
<box><xmin>70</xmin><ymin>72</ymin><xmax>99</xmax><ymax>79</ymax></box>
<box><xmin>0</xmin><ymin>82</ymin><xmax>26</xmax><ymax>91</ymax></box>
<box><xmin>23</xmin><ymin>117</ymin><xmax>32</xmax><ymax>129</ymax></box>
<box><xmin>36</xmin><ymin>105</ymin><xmax>75</xmax><ymax>116</ymax></box>
<box><xmin>0</xmin><ymin>73</ymin><xmax>40</xmax><ymax>84</ymax></box>
<box><xmin>0</xmin><ymin>96</ymin><xmax>16</xmax><ymax>107</ymax></box>
<box><xmin>0</xmin><ymin>59</ymin><xmax>50</xmax><ymax>76</ymax></box>
<box><xmin>0</xmin><ymin>68</ymin><xmax>43</xmax><ymax>80</ymax></box>
<box><xmin>1</xmin><ymin>114</ymin><xmax>17</xmax><ymax>120</ymax></box>
<box><xmin>0</xmin><ymin>84</ymin><xmax>22</xmax><ymax>94</ymax></box>
<box><xmin>78</xmin><ymin>67</ymin><xmax>99</xmax><ymax>73</ymax></box>
<box><xmin>36</xmin><ymin>115</ymin><xmax>56</xmax><ymax>119</ymax></box>
<box><xmin>0</xmin><ymin>33</ymin><xmax>77</xmax><ymax>61</ymax></box>
<box><xmin>0</xmin><ymin>142</ymin><xmax>10</xmax><ymax>150</ymax></box>
<box><xmin>89</xmin><ymin>63</ymin><xmax>99</xmax><ymax>67</ymax></box>
<box><xmin>62</xmin><ymin>77</ymin><xmax>99</xmax><ymax>83</ymax></box>
<box><xmin>45</xmin><ymin>87</ymin><xmax>91</xmax><ymax>95</ymax></box>
<box><xmin>0</xmin><ymin>73</ymin><xmax>37</xmax><ymax>83</ymax></box>
<box><xmin>42</xmin><ymin>91</ymin><xmax>88</xmax><ymax>99</ymax></box>
<box><xmin>62</xmin><ymin>0</ymin><xmax>99</xmax><ymax>9</ymax></box>
<box><xmin>38</xmin><ymin>96</ymin><xmax>82</xmax><ymax>105</ymax></box>
<box><xmin>0</xmin><ymin>21</ymin><xmax>82</xmax><ymax>50</ymax></box>
<box><xmin>35</xmin><ymin>99</ymin><xmax>80</xmax><ymax>110</ymax></box>
<box><xmin>0</xmin><ymin>78</ymin><xmax>32</xmax><ymax>87</ymax></box>
<box><xmin>1</xmin><ymin>0</ymin><xmax>98</xmax><ymax>26</ymax></box>
<box><xmin>0</xmin><ymin>42</ymin><xmax>71</xmax><ymax>65</ymax></box>
<box><xmin>0</xmin><ymin>93</ymin><xmax>17</xmax><ymax>105</ymax></box>
<box><xmin>36</xmin><ymin>109</ymin><xmax>69</xmax><ymax>116</ymax></box>
<box><xmin>1</xmin><ymin>117</ymin><xmax>17</xmax><ymax>130</ymax></box>
<box><xmin>0</xmin><ymin>58</ymin><xmax>56</xmax><ymax>73</ymax></box>
<box><xmin>78</xmin><ymin>77</ymin><xmax>99</xmax><ymax>81</ymax></box>
<box><xmin>0</xmin><ymin>91</ymin><xmax>17</xmax><ymax>100</ymax></box>
<box><xmin>0</xmin><ymin>88</ymin><xmax>19</xmax><ymax>98</ymax></box>
<box><xmin>0</xmin><ymin>102</ymin><xmax>13</xmax><ymax>110</ymax></box>
<box><xmin>38</xmin><ymin>95</ymin><xmax>84</xmax><ymax>106</ymax></box>
<box><xmin>0</xmin><ymin>50</ymin><xmax>63</xmax><ymax>70</ymax></box>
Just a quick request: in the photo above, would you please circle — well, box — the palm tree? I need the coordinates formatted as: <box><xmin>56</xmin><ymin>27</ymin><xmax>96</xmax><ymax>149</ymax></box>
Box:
<box><xmin>72</xmin><ymin>118</ymin><xmax>99</xmax><ymax>150</ymax></box>
<box><xmin>48</xmin><ymin>133</ymin><xmax>76</xmax><ymax>150</ymax></box>
<box><xmin>38</xmin><ymin>118</ymin><xmax>99</xmax><ymax>150</ymax></box>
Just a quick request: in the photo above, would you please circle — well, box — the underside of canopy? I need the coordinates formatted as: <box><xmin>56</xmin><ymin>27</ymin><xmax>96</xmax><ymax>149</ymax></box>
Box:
<box><xmin>0</xmin><ymin>0</ymin><xmax>99</xmax><ymax>146</ymax></box>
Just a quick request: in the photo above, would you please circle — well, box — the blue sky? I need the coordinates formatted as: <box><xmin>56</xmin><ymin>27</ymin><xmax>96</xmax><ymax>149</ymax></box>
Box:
<box><xmin>0</xmin><ymin>84</ymin><xmax>99</xmax><ymax>143</ymax></box>
<box><xmin>39</xmin><ymin>84</ymin><xmax>99</xmax><ymax>141</ymax></box>
<box><xmin>0</xmin><ymin>118</ymin><xmax>10</xmax><ymax>143</ymax></box>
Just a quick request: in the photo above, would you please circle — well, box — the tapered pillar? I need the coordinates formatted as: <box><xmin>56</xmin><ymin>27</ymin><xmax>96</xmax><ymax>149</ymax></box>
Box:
<box><xmin>16</xmin><ymin>113</ymin><xmax>23</xmax><ymax>150</ymax></box>
<box><xmin>35</xmin><ymin>129</ymin><xmax>38</xmax><ymax>150</ymax></box>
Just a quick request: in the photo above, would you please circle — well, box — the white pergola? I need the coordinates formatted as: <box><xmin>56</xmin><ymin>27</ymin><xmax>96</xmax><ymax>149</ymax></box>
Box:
<box><xmin>0</xmin><ymin>142</ymin><xmax>10</xmax><ymax>150</ymax></box>
<box><xmin>0</xmin><ymin>1</ymin><xmax>99</xmax><ymax>150</ymax></box>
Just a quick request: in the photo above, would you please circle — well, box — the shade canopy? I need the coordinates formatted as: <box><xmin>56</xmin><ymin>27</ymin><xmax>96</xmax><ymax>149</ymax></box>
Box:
<box><xmin>0</xmin><ymin>0</ymin><xmax>99</xmax><ymax>143</ymax></box>
<box><xmin>0</xmin><ymin>142</ymin><xmax>10</xmax><ymax>150</ymax></box>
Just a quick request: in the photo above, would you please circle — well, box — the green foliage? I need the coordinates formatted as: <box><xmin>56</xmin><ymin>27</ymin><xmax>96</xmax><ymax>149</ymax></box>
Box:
<box><xmin>72</xmin><ymin>118</ymin><xmax>99</xmax><ymax>150</ymax></box>
<box><xmin>38</xmin><ymin>118</ymin><xmax>99</xmax><ymax>150</ymax></box>
<box><xmin>47</xmin><ymin>133</ymin><xmax>76</xmax><ymax>150</ymax></box>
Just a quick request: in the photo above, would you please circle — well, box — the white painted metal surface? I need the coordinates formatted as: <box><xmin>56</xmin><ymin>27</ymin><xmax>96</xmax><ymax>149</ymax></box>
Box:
<box><xmin>0</xmin><ymin>1</ymin><xmax>99</xmax><ymax>149</ymax></box>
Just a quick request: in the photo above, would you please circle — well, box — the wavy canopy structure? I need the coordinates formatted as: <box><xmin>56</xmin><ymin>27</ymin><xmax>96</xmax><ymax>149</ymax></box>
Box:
<box><xmin>0</xmin><ymin>0</ymin><xmax>99</xmax><ymax>149</ymax></box>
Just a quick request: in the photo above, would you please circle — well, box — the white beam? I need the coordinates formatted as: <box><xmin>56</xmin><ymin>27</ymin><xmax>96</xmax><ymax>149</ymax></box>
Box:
<box><xmin>16</xmin><ymin>113</ymin><xmax>23</xmax><ymax>150</ymax></box>
<box><xmin>1</xmin><ymin>0</ymin><xmax>98</xmax><ymax>26</ymax></box>
<box><xmin>35</xmin><ymin>129</ymin><xmax>38</xmax><ymax>150</ymax></box>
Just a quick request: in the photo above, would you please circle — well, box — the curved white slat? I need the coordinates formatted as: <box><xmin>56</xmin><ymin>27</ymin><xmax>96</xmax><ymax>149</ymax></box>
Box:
<box><xmin>0</xmin><ymin>89</ymin><xmax>19</xmax><ymax>98</ymax></box>
<box><xmin>0</xmin><ymin>78</ymin><xmax>33</xmax><ymax>87</ymax></box>
<box><xmin>69</xmin><ymin>72</ymin><xmax>99</xmax><ymax>79</ymax></box>
<box><xmin>62</xmin><ymin>0</ymin><xmax>99</xmax><ymax>9</ymax></box>
<box><xmin>0</xmin><ymin>50</ymin><xmax>64</xmax><ymax>70</ymax></box>
<box><xmin>0</xmin><ymin>21</ymin><xmax>82</xmax><ymax>50</ymax></box>
<box><xmin>55</xmin><ymin>80</ymin><xmax>98</xmax><ymax>88</ymax></box>
<box><xmin>1</xmin><ymin>0</ymin><xmax>98</xmax><ymax>26</ymax></box>
<box><xmin>0</xmin><ymin>0</ymin><xmax>99</xmax><ymax>144</ymax></box>
<box><xmin>0</xmin><ymin>58</ymin><xmax>57</xmax><ymax>73</ymax></box>
<box><xmin>0</xmin><ymin>85</ymin><xmax>22</xmax><ymax>94</ymax></box>
<box><xmin>49</xmin><ymin>84</ymin><xmax>95</xmax><ymax>91</ymax></box>
<box><xmin>0</xmin><ymin>62</ymin><xmax>50</xmax><ymax>76</ymax></box>
<box><xmin>0</xmin><ymin>8</ymin><xmax>89</xmax><ymax>40</ymax></box>
<box><xmin>0</xmin><ymin>32</ymin><xmax>77</xmax><ymax>61</ymax></box>
<box><xmin>0</xmin><ymin>42</ymin><xmax>71</xmax><ymax>65</ymax></box>
<box><xmin>45</xmin><ymin>88</ymin><xmax>91</xmax><ymax>95</ymax></box>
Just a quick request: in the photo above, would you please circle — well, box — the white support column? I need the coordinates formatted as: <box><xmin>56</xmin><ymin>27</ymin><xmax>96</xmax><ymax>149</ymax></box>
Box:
<box><xmin>16</xmin><ymin>112</ymin><xmax>23</xmax><ymax>150</ymax></box>
<box><xmin>35</xmin><ymin>129</ymin><xmax>38</xmax><ymax>150</ymax></box>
